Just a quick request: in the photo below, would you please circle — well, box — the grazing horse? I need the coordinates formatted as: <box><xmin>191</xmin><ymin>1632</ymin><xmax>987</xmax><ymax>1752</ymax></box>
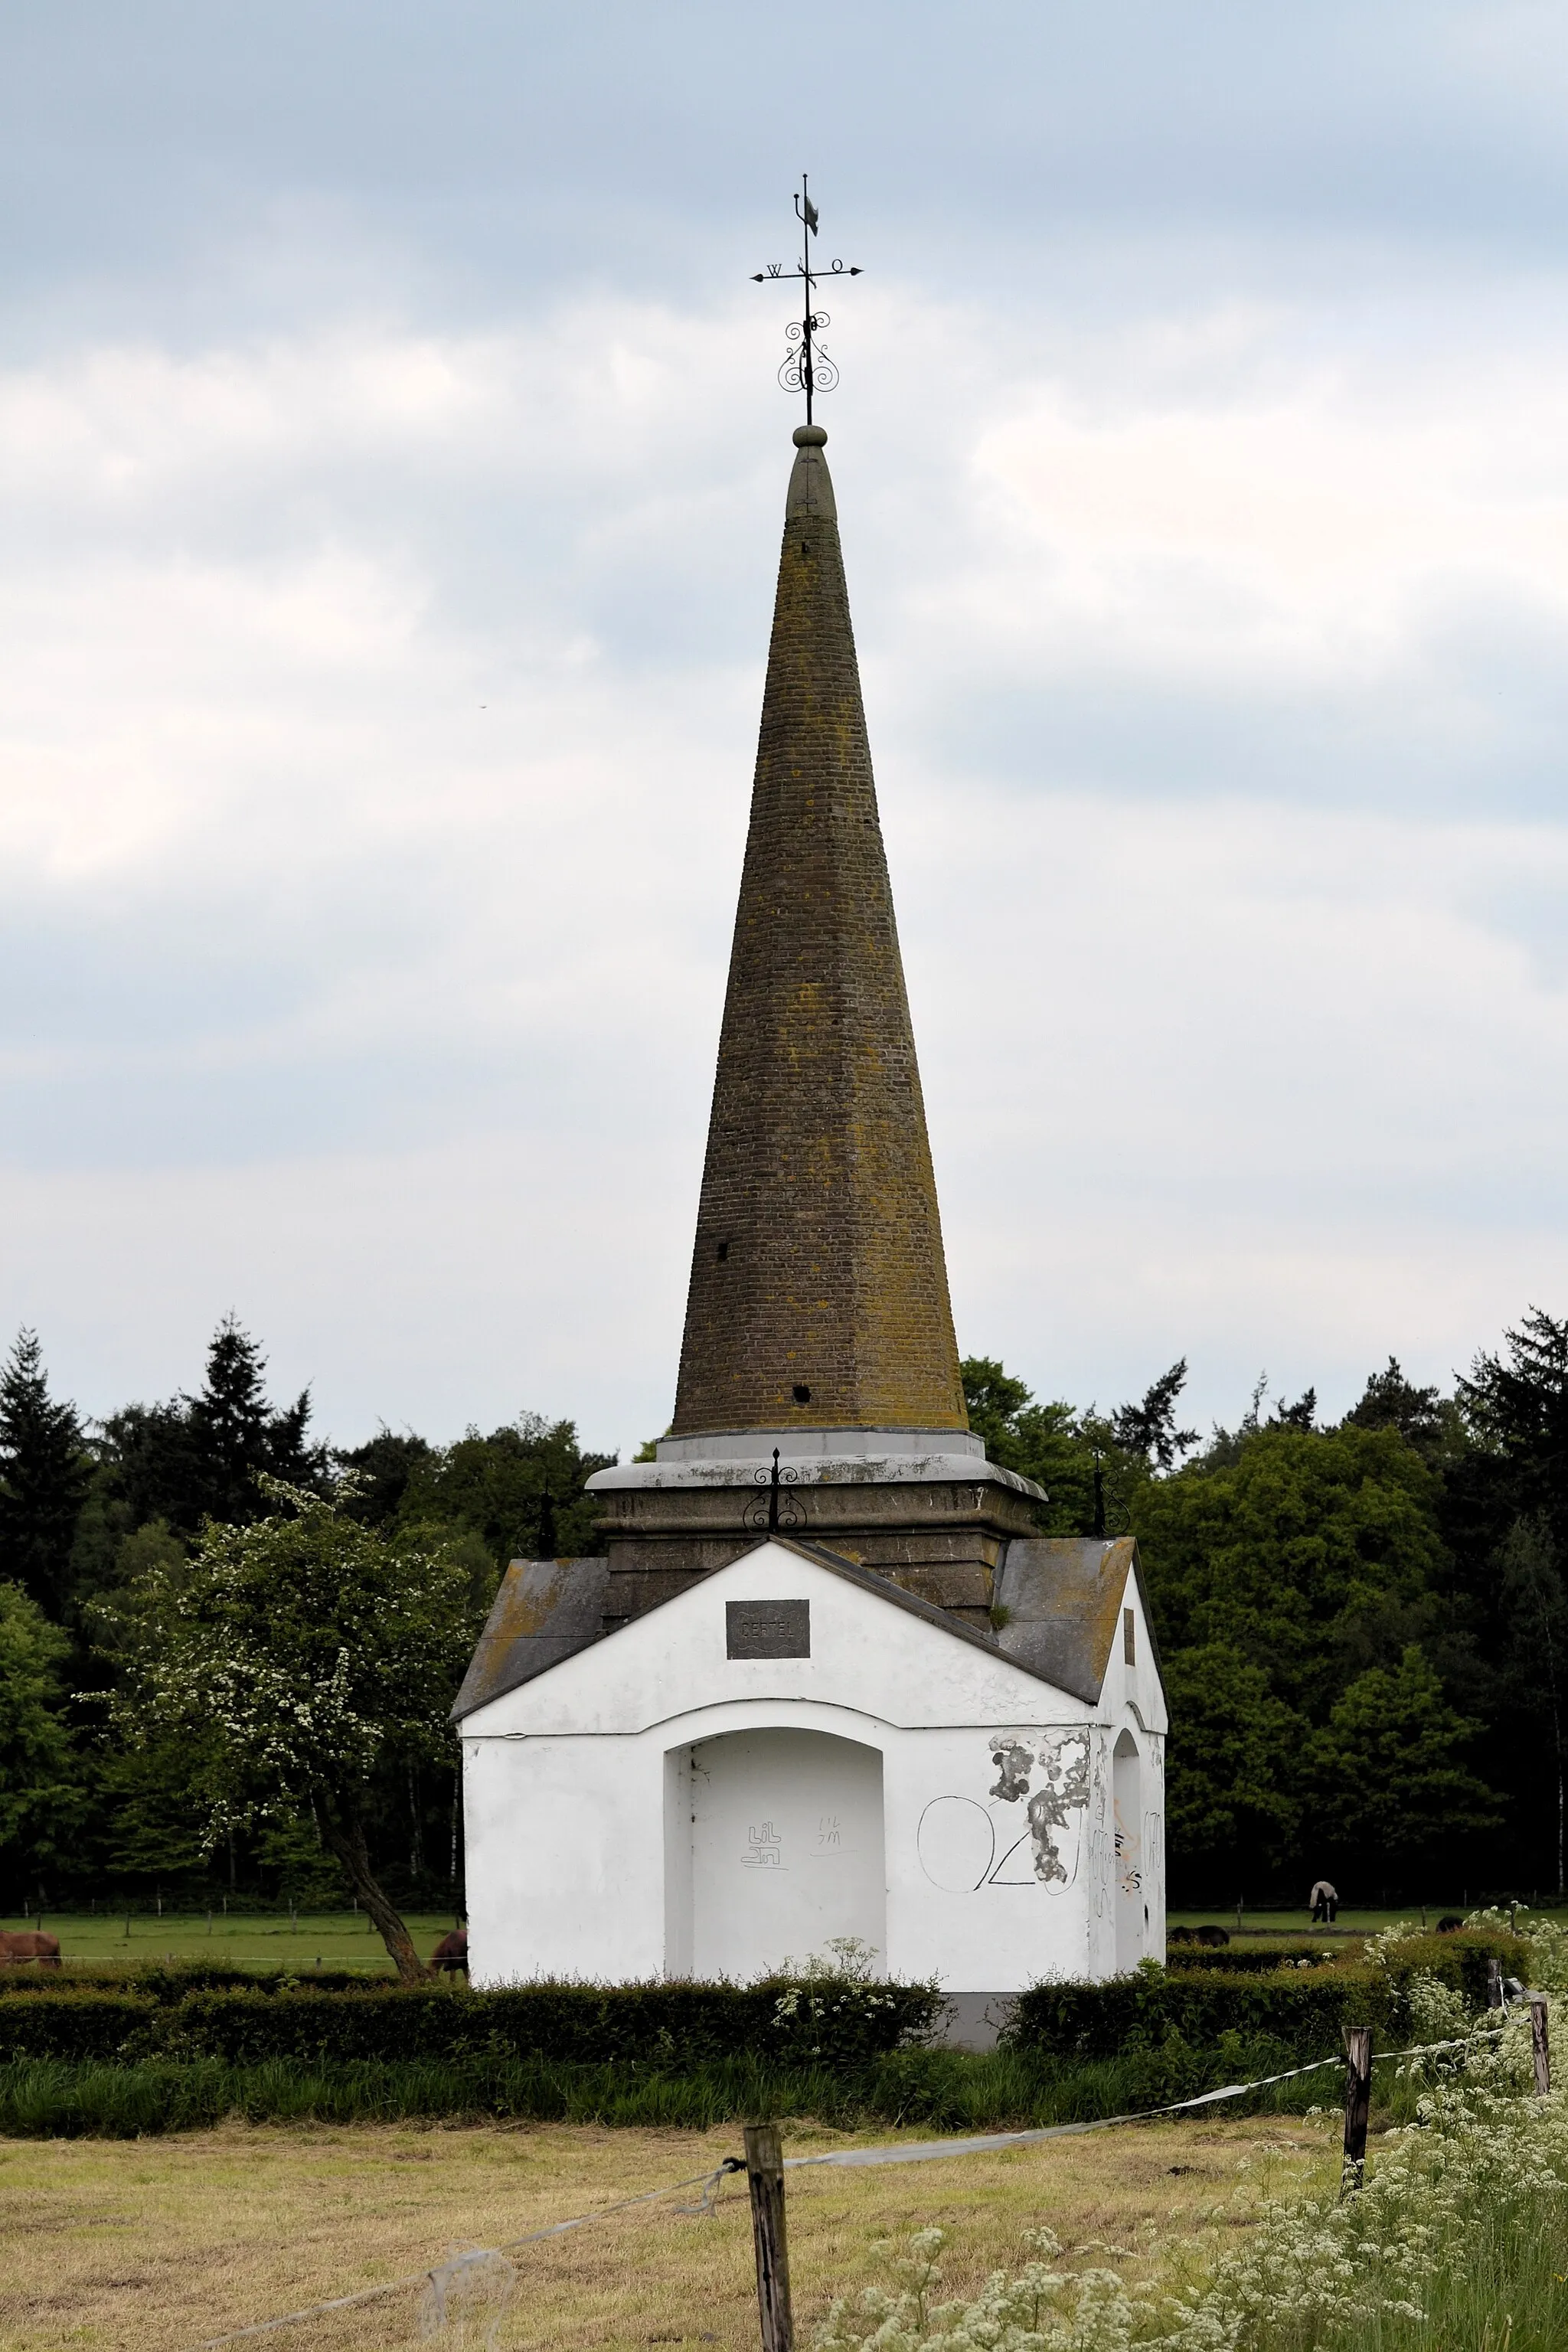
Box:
<box><xmin>0</xmin><ymin>1930</ymin><xmax>60</xmax><ymax>1968</ymax></box>
<box><xmin>431</xmin><ymin>1927</ymin><xmax>469</xmax><ymax>1978</ymax></box>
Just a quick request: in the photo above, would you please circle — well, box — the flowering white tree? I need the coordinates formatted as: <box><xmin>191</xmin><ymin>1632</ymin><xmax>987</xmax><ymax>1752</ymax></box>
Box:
<box><xmin>106</xmin><ymin>1477</ymin><xmax>480</xmax><ymax>1982</ymax></box>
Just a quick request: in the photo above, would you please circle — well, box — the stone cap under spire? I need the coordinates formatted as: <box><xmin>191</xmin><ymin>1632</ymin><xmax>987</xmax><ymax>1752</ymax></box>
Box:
<box><xmin>786</xmin><ymin>423</ymin><xmax>836</xmax><ymax>519</ymax></box>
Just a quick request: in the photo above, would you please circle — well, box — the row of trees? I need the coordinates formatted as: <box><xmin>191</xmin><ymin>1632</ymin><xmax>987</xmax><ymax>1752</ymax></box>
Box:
<box><xmin>2</xmin><ymin>1308</ymin><xmax>1566</xmax><ymax>1939</ymax></box>
<box><xmin>0</xmin><ymin>1318</ymin><xmax>609</xmax><ymax>1930</ymax></box>
<box><xmin>966</xmin><ymin>1320</ymin><xmax>1568</xmax><ymax>1903</ymax></box>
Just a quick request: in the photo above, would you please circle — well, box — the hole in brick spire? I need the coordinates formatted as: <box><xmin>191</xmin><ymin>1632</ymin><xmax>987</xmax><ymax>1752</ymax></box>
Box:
<box><xmin>792</xmin><ymin>1384</ymin><xmax>812</xmax><ymax>1405</ymax></box>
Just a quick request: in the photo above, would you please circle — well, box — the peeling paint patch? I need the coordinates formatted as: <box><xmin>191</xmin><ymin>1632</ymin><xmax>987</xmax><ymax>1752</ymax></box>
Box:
<box><xmin>986</xmin><ymin>1730</ymin><xmax>1090</xmax><ymax>1883</ymax></box>
<box><xmin>988</xmin><ymin>1740</ymin><xmax>1034</xmax><ymax>1802</ymax></box>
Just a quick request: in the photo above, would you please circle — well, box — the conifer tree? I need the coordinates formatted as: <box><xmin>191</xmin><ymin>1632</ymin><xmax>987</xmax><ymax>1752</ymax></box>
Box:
<box><xmin>105</xmin><ymin>1316</ymin><xmax>326</xmax><ymax>1534</ymax></box>
<box><xmin>185</xmin><ymin>1317</ymin><xmax>321</xmax><ymax>1524</ymax></box>
<box><xmin>0</xmin><ymin>1330</ymin><xmax>91</xmax><ymax>1618</ymax></box>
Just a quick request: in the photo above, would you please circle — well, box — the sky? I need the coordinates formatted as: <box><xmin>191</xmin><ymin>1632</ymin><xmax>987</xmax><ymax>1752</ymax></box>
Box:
<box><xmin>5</xmin><ymin>0</ymin><xmax>1568</xmax><ymax>1457</ymax></box>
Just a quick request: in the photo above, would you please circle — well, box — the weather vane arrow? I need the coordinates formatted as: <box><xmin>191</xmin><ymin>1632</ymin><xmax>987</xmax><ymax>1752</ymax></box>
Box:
<box><xmin>751</xmin><ymin>174</ymin><xmax>862</xmax><ymax>427</ymax></box>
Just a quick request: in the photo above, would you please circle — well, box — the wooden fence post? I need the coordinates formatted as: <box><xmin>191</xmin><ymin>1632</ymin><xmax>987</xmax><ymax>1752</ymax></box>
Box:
<box><xmin>1530</xmin><ymin>1995</ymin><xmax>1551</xmax><ymax>2097</ymax></box>
<box><xmin>743</xmin><ymin>2122</ymin><xmax>794</xmax><ymax>2352</ymax></box>
<box><xmin>1487</xmin><ymin>1956</ymin><xmax>1503</xmax><ymax>2009</ymax></box>
<box><xmin>1341</xmin><ymin>2027</ymin><xmax>1373</xmax><ymax>2195</ymax></box>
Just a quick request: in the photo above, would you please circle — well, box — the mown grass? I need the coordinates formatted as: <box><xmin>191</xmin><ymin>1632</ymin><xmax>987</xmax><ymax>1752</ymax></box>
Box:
<box><xmin>0</xmin><ymin>2036</ymin><xmax>1396</xmax><ymax>2139</ymax></box>
<box><xmin>0</xmin><ymin>1908</ymin><xmax>456</xmax><ymax>1975</ymax></box>
<box><xmin>0</xmin><ymin>2110</ymin><xmax>1334</xmax><ymax>2352</ymax></box>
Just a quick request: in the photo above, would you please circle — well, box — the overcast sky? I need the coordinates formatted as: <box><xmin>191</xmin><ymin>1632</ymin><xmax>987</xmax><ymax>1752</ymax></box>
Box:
<box><xmin>5</xmin><ymin>1</ymin><xmax>1568</xmax><ymax>1455</ymax></box>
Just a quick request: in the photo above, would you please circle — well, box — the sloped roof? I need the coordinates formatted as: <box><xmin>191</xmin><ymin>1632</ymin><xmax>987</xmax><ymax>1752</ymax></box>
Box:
<box><xmin>992</xmin><ymin>1537</ymin><xmax>1161</xmax><ymax>1705</ymax></box>
<box><xmin>453</xmin><ymin>1534</ymin><xmax>1154</xmax><ymax>1722</ymax></box>
<box><xmin>452</xmin><ymin>1557</ymin><xmax>609</xmax><ymax>1720</ymax></box>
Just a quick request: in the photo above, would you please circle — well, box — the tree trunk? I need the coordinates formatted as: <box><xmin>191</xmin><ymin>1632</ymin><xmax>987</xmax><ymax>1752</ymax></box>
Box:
<box><xmin>318</xmin><ymin>1796</ymin><xmax>429</xmax><ymax>1984</ymax></box>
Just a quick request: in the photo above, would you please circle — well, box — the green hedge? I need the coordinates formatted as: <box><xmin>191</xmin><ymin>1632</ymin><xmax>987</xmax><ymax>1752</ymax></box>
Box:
<box><xmin>0</xmin><ymin>1975</ymin><xmax>942</xmax><ymax>2070</ymax></box>
<box><xmin>0</xmin><ymin>1931</ymin><xmax>1521</xmax><ymax>2076</ymax></box>
<box><xmin>1162</xmin><ymin>1933</ymin><xmax>1518</xmax><ymax>1987</ymax></box>
<box><xmin>1165</xmin><ymin>1945</ymin><xmax>1351</xmax><ymax>1973</ymax></box>
<box><xmin>1008</xmin><ymin>1932</ymin><xmax>1527</xmax><ymax>2059</ymax></box>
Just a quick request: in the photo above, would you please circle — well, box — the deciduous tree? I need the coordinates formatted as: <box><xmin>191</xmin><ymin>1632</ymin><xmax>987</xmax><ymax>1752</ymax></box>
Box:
<box><xmin>1307</xmin><ymin>1644</ymin><xmax>1499</xmax><ymax>1879</ymax></box>
<box><xmin>106</xmin><ymin>1478</ymin><xmax>479</xmax><ymax>1980</ymax></box>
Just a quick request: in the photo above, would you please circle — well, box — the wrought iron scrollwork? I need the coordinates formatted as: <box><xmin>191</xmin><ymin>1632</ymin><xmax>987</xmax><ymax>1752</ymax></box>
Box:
<box><xmin>743</xmin><ymin>1447</ymin><xmax>808</xmax><ymax>1535</ymax></box>
<box><xmin>778</xmin><ymin>315</ymin><xmax>839</xmax><ymax>399</ymax></box>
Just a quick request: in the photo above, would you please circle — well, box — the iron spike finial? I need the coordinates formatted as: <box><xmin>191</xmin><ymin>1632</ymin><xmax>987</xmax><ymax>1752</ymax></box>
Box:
<box><xmin>750</xmin><ymin>174</ymin><xmax>861</xmax><ymax>426</ymax></box>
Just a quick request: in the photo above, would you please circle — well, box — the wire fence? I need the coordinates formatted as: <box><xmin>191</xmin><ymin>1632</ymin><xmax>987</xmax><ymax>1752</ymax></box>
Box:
<box><xmin>187</xmin><ymin>2009</ymin><xmax>1542</xmax><ymax>2352</ymax></box>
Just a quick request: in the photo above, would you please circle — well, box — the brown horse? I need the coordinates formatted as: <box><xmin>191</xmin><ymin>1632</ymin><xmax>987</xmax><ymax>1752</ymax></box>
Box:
<box><xmin>0</xmin><ymin>1930</ymin><xmax>60</xmax><ymax>1968</ymax></box>
<box><xmin>431</xmin><ymin>1928</ymin><xmax>468</xmax><ymax>1978</ymax></box>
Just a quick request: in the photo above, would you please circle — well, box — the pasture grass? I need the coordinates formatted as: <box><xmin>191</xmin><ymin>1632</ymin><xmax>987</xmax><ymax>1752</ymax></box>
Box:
<box><xmin>0</xmin><ymin>2109</ymin><xmax>1336</xmax><ymax>2352</ymax></box>
<box><xmin>0</xmin><ymin>1911</ymin><xmax>457</xmax><ymax>1977</ymax></box>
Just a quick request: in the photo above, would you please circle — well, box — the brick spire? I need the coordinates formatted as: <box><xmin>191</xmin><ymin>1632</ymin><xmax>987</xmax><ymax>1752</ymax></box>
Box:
<box><xmin>670</xmin><ymin>426</ymin><xmax>968</xmax><ymax>1438</ymax></box>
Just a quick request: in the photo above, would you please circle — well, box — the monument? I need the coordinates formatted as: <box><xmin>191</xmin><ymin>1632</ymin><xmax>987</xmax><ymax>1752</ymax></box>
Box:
<box><xmin>455</xmin><ymin>186</ymin><xmax>1167</xmax><ymax>2011</ymax></box>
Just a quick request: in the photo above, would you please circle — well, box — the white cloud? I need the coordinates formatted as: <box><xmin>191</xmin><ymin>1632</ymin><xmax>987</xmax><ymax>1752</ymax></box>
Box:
<box><xmin>5</xmin><ymin>272</ymin><xmax>1568</xmax><ymax>1442</ymax></box>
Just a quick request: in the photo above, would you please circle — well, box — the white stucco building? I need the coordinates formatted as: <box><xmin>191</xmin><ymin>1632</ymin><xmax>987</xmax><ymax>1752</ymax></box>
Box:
<box><xmin>456</xmin><ymin>1529</ymin><xmax>1166</xmax><ymax>2018</ymax></box>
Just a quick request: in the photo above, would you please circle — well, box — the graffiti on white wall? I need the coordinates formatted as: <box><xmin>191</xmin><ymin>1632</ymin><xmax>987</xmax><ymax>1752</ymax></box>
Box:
<box><xmin>1087</xmin><ymin>1730</ymin><xmax>1112</xmax><ymax>1919</ymax></box>
<box><xmin>1114</xmin><ymin>1801</ymin><xmax>1142</xmax><ymax>1898</ymax></box>
<box><xmin>916</xmin><ymin>1730</ymin><xmax>1090</xmax><ymax>1893</ymax></box>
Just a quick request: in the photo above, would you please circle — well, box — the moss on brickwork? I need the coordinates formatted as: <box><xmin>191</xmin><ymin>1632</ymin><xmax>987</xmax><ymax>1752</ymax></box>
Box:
<box><xmin>671</xmin><ymin>433</ymin><xmax>967</xmax><ymax>1437</ymax></box>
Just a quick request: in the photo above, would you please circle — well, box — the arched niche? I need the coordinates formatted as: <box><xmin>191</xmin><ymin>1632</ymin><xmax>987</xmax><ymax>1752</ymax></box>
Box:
<box><xmin>667</xmin><ymin>1727</ymin><xmax>886</xmax><ymax>1982</ymax></box>
<box><xmin>1112</xmin><ymin>1729</ymin><xmax>1144</xmax><ymax>1972</ymax></box>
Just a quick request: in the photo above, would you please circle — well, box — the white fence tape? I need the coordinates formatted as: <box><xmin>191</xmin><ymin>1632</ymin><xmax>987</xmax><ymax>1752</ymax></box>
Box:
<box><xmin>779</xmin><ymin>2024</ymin><xmax>1508</xmax><ymax>2173</ymax></box>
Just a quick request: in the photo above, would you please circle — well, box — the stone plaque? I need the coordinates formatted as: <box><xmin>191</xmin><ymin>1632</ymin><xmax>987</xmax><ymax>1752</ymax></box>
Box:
<box><xmin>726</xmin><ymin>1599</ymin><xmax>810</xmax><ymax>1658</ymax></box>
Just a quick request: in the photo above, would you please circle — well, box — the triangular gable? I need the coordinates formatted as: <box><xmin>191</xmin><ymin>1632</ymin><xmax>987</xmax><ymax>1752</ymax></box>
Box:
<box><xmin>453</xmin><ymin>1533</ymin><xmax>1119</xmax><ymax>1725</ymax></box>
<box><xmin>457</xmin><ymin>1534</ymin><xmax>1109</xmax><ymax>1738</ymax></box>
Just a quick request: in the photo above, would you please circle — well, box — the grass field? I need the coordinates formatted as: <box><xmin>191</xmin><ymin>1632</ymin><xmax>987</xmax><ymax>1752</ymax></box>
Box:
<box><xmin>0</xmin><ymin>1913</ymin><xmax>462</xmax><ymax>1975</ymax></box>
<box><xmin>1171</xmin><ymin>1906</ymin><xmax>1532</xmax><ymax>1937</ymax></box>
<box><xmin>0</xmin><ymin>2109</ymin><xmax>1337</xmax><ymax>2352</ymax></box>
<box><xmin>5</xmin><ymin>1906</ymin><xmax>1542</xmax><ymax>1975</ymax></box>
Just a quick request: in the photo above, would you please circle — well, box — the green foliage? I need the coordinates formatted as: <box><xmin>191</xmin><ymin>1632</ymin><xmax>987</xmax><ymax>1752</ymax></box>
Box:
<box><xmin>0</xmin><ymin>2034</ymin><xmax>1337</xmax><ymax>2139</ymax></box>
<box><xmin>1006</xmin><ymin>1930</ymin><xmax>1521</xmax><ymax>2058</ymax></box>
<box><xmin>390</xmin><ymin>1412</ymin><xmax>614</xmax><ymax>1567</ymax></box>
<box><xmin>1344</xmin><ymin>1355</ymin><xmax>1462</xmax><ymax>1465</ymax></box>
<box><xmin>0</xmin><ymin>1580</ymin><xmax>81</xmax><ymax>1877</ymax></box>
<box><xmin>0</xmin><ymin>1331</ymin><xmax>93</xmax><ymax>1618</ymax></box>
<box><xmin>1460</xmin><ymin>1307</ymin><xmax>1568</xmax><ymax>1533</ymax></box>
<box><xmin>1127</xmin><ymin>1417</ymin><xmax>1498</xmax><ymax>1896</ymax></box>
<box><xmin>105</xmin><ymin>1481</ymin><xmax>476</xmax><ymax>1827</ymax></box>
<box><xmin>0</xmin><ymin>1970</ymin><xmax>942</xmax><ymax>2069</ymax></box>
<box><xmin>816</xmin><ymin>2047</ymin><xmax>1568</xmax><ymax>2350</ymax></box>
<box><xmin>101</xmin><ymin>1480</ymin><xmax>481</xmax><ymax>1974</ymax></box>
<box><xmin>100</xmin><ymin>1316</ymin><xmax>328</xmax><ymax>1540</ymax></box>
<box><xmin>1307</xmin><ymin>1645</ymin><xmax>1501</xmax><ymax>1867</ymax></box>
<box><xmin>329</xmin><ymin>1427</ymin><xmax>436</xmax><ymax>1527</ymax></box>
<box><xmin>1135</xmin><ymin>1423</ymin><xmax>1450</xmax><ymax>1707</ymax></box>
<box><xmin>1159</xmin><ymin>1644</ymin><xmax>1304</xmax><ymax>1873</ymax></box>
<box><xmin>960</xmin><ymin>1359</ymin><xmax>1103</xmax><ymax>1534</ymax></box>
<box><xmin>94</xmin><ymin>1740</ymin><xmax>217</xmax><ymax>1884</ymax></box>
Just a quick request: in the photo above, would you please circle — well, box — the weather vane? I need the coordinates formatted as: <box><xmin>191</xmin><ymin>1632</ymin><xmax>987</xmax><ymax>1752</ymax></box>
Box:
<box><xmin>751</xmin><ymin>175</ymin><xmax>862</xmax><ymax>426</ymax></box>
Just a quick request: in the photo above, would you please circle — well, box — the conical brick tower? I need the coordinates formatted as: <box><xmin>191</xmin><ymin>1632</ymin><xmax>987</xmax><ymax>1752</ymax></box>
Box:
<box><xmin>590</xmin><ymin>428</ymin><xmax>1043</xmax><ymax>1628</ymax></box>
<box><xmin>671</xmin><ymin>424</ymin><xmax>967</xmax><ymax>1439</ymax></box>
